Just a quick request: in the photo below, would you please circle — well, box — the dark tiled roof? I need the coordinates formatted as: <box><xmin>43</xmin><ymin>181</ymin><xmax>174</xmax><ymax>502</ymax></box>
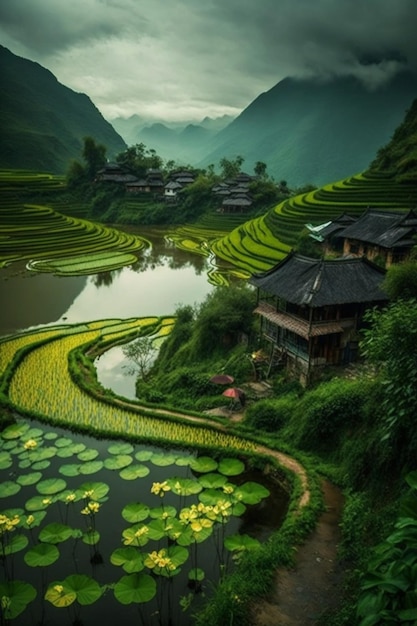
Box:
<box><xmin>319</xmin><ymin>213</ymin><xmax>357</xmax><ymax>239</ymax></box>
<box><xmin>250</xmin><ymin>252</ymin><xmax>387</xmax><ymax>307</ymax></box>
<box><xmin>340</xmin><ymin>209</ymin><xmax>417</xmax><ymax>248</ymax></box>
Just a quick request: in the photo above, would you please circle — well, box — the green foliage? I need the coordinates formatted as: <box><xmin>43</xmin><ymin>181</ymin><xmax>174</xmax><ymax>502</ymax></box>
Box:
<box><xmin>283</xmin><ymin>378</ymin><xmax>370</xmax><ymax>451</ymax></box>
<box><xmin>361</xmin><ymin>300</ymin><xmax>417</xmax><ymax>461</ymax></box>
<box><xmin>357</xmin><ymin>472</ymin><xmax>417</xmax><ymax>625</ymax></box>
<box><xmin>152</xmin><ymin>306</ymin><xmax>195</xmax><ymax>374</ymax></box>
<box><xmin>382</xmin><ymin>260</ymin><xmax>417</xmax><ymax>301</ymax></box>
<box><xmin>245</xmin><ymin>396</ymin><xmax>297</xmax><ymax>432</ymax></box>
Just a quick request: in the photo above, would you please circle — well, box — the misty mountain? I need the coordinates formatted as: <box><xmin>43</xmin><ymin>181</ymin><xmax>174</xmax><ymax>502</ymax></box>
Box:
<box><xmin>0</xmin><ymin>46</ymin><xmax>126</xmax><ymax>173</ymax></box>
<box><xmin>111</xmin><ymin>114</ymin><xmax>234</xmax><ymax>163</ymax></box>
<box><xmin>199</xmin><ymin>73</ymin><xmax>417</xmax><ymax>186</ymax></box>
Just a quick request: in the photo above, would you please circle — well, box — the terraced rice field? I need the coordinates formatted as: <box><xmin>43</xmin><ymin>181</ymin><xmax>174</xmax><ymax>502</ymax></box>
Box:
<box><xmin>0</xmin><ymin>170</ymin><xmax>149</xmax><ymax>272</ymax></box>
<box><xmin>212</xmin><ymin>171</ymin><xmax>417</xmax><ymax>273</ymax></box>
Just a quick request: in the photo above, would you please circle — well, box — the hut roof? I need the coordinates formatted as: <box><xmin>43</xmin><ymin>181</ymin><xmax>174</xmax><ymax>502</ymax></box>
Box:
<box><xmin>249</xmin><ymin>252</ymin><xmax>387</xmax><ymax>307</ymax></box>
<box><xmin>340</xmin><ymin>209</ymin><xmax>417</xmax><ymax>248</ymax></box>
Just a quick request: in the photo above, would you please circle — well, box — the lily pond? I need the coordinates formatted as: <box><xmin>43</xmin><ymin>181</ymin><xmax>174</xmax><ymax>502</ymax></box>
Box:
<box><xmin>0</xmin><ymin>228</ymin><xmax>289</xmax><ymax>625</ymax></box>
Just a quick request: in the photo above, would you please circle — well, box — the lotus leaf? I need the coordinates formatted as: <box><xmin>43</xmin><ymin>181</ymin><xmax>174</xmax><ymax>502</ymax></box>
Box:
<box><xmin>119</xmin><ymin>464</ymin><xmax>150</xmax><ymax>480</ymax></box>
<box><xmin>150</xmin><ymin>452</ymin><xmax>177</xmax><ymax>466</ymax></box>
<box><xmin>24</xmin><ymin>543</ymin><xmax>60</xmax><ymax>567</ymax></box>
<box><xmin>25</xmin><ymin>495</ymin><xmax>54</xmax><ymax>511</ymax></box>
<box><xmin>61</xmin><ymin>574</ymin><xmax>103</xmax><ymax>605</ymax></box>
<box><xmin>0</xmin><ymin>450</ymin><xmax>12</xmax><ymax>469</ymax></box>
<box><xmin>68</xmin><ymin>443</ymin><xmax>86</xmax><ymax>454</ymax></box>
<box><xmin>79</xmin><ymin>460</ymin><xmax>104</xmax><ymax>475</ymax></box>
<box><xmin>149</xmin><ymin>505</ymin><xmax>177</xmax><ymax>519</ymax></box>
<box><xmin>76</xmin><ymin>481</ymin><xmax>110</xmax><ymax>500</ymax></box>
<box><xmin>121</xmin><ymin>502</ymin><xmax>150</xmax><ymax>523</ymax></box>
<box><xmin>38</xmin><ymin>522</ymin><xmax>73</xmax><ymax>544</ymax></box>
<box><xmin>198</xmin><ymin>488</ymin><xmax>227</xmax><ymax>506</ymax></box>
<box><xmin>77</xmin><ymin>448</ymin><xmax>99</xmax><ymax>461</ymax></box>
<box><xmin>0</xmin><ymin>534</ymin><xmax>28</xmax><ymax>556</ymax></box>
<box><xmin>16</xmin><ymin>471</ymin><xmax>42</xmax><ymax>486</ymax></box>
<box><xmin>82</xmin><ymin>529</ymin><xmax>100</xmax><ymax>545</ymax></box>
<box><xmin>189</xmin><ymin>456</ymin><xmax>218</xmax><ymax>473</ymax></box>
<box><xmin>22</xmin><ymin>510</ymin><xmax>47</xmax><ymax>528</ymax></box>
<box><xmin>2</xmin><ymin>440</ymin><xmax>18</xmax><ymax>450</ymax></box>
<box><xmin>56</xmin><ymin>447</ymin><xmax>74</xmax><ymax>458</ymax></box>
<box><xmin>59</xmin><ymin>464</ymin><xmax>81</xmax><ymax>477</ymax></box>
<box><xmin>108</xmin><ymin>442</ymin><xmax>134</xmax><ymax>455</ymax></box>
<box><xmin>36</xmin><ymin>478</ymin><xmax>67</xmax><ymax>495</ymax></box>
<box><xmin>122</xmin><ymin>524</ymin><xmax>151</xmax><ymax>547</ymax></box>
<box><xmin>234</xmin><ymin>482</ymin><xmax>270</xmax><ymax>504</ymax></box>
<box><xmin>24</xmin><ymin>428</ymin><xmax>43</xmax><ymax>439</ymax></box>
<box><xmin>134</xmin><ymin>450</ymin><xmax>153</xmax><ymax>462</ymax></box>
<box><xmin>114</xmin><ymin>573</ymin><xmax>156</xmax><ymax>604</ymax></box>
<box><xmin>18</xmin><ymin>459</ymin><xmax>31</xmax><ymax>469</ymax></box>
<box><xmin>1</xmin><ymin>422</ymin><xmax>30</xmax><ymax>440</ymax></box>
<box><xmin>0</xmin><ymin>580</ymin><xmax>36</xmax><ymax>618</ymax></box>
<box><xmin>110</xmin><ymin>547</ymin><xmax>145</xmax><ymax>573</ymax></box>
<box><xmin>0</xmin><ymin>480</ymin><xmax>21</xmax><ymax>498</ymax></box>
<box><xmin>104</xmin><ymin>454</ymin><xmax>133</xmax><ymax>470</ymax></box>
<box><xmin>29</xmin><ymin>447</ymin><xmax>57</xmax><ymax>462</ymax></box>
<box><xmin>198</xmin><ymin>473</ymin><xmax>228</xmax><ymax>489</ymax></box>
<box><xmin>218</xmin><ymin>457</ymin><xmax>245</xmax><ymax>476</ymax></box>
<box><xmin>224</xmin><ymin>533</ymin><xmax>261</xmax><ymax>552</ymax></box>
<box><xmin>167</xmin><ymin>477</ymin><xmax>202</xmax><ymax>496</ymax></box>
<box><xmin>31</xmin><ymin>460</ymin><xmax>51</xmax><ymax>470</ymax></box>
<box><xmin>54</xmin><ymin>437</ymin><xmax>73</xmax><ymax>448</ymax></box>
<box><xmin>45</xmin><ymin>582</ymin><xmax>76</xmax><ymax>607</ymax></box>
<box><xmin>188</xmin><ymin>567</ymin><xmax>205</xmax><ymax>581</ymax></box>
<box><xmin>44</xmin><ymin>432</ymin><xmax>58</xmax><ymax>440</ymax></box>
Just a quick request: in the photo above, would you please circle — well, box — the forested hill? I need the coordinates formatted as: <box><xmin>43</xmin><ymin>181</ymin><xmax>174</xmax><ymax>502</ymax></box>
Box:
<box><xmin>199</xmin><ymin>73</ymin><xmax>417</xmax><ymax>187</ymax></box>
<box><xmin>0</xmin><ymin>46</ymin><xmax>126</xmax><ymax>173</ymax></box>
<box><xmin>368</xmin><ymin>97</ymin><xmax>417</xmax><ymax>182</ymax></box>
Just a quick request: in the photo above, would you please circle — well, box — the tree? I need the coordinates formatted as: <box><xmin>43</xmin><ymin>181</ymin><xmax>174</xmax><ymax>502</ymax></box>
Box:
<box><xmin>360</xmin><ymin>300</ymin><xmax>417</xmax><ymax>453</ymax></box>
<box><xmin>122</xmin><ymin>337</ymin><xmax>156</xmax><ymax>381</ymax></box>
<box><xmin>82</xmin><ymin>136</ymin><xmax>107</xmax><ymax>179</ymax></box>
<box><xmin>382</xmin><ymin>260</ymin><xmax>417</xmax><ymax>300</ymax></box>
<box><xmin>219</xmin><ymin>155</ymin><xmax>244</xmax><ymax>180</ymax></box>
<box><xmin>254</xmin><ymin>161</ymin><xmax>268</xmax><ymax>179</ymax></box>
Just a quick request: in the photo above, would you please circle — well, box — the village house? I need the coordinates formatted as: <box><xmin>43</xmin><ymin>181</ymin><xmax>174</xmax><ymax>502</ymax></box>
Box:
<box><xmin>308</xmin><ymin>209</ymin><xmax>417</xmax><ymax>267</ymax></box>
<box><xmin>250</xmin><ymin>252</ymin><xmax>387</xmax><ymax>384</ymax></box>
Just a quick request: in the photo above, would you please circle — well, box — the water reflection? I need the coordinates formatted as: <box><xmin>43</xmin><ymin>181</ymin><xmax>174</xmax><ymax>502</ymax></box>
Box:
<box><xmin>0</xmin><ymin>228</ymin><xmax>214</xmax><ymax>336</ymax></box>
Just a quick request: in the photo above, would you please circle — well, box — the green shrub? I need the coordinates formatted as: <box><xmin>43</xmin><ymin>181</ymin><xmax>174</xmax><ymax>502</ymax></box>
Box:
<box><xmin>245</xmin><ymin>395</ymin><xmax>297</xmax><ymax>432</ymax></box>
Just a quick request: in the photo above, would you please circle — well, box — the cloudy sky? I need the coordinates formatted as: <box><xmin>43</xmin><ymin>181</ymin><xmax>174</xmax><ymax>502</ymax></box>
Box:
<box><xmin>1</xmin><ymin>0</ymin><xmax>416</xmax><ymax>123</ymax></box>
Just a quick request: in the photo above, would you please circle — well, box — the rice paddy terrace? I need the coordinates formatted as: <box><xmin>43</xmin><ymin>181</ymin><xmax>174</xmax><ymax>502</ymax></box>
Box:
<box><xmin>0</xmin><ymin>170</ymin><xmax>149</xmax><ymax>273</ymax></box>
<box><xmin>212</xmin><ymin>171</ymin><xmax>417</xmax><ymax>274</ymax></box>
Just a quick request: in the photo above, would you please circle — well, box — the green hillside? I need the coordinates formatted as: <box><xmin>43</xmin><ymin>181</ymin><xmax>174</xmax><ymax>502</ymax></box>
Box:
<box><xmin>0</xmin><ymin>46</ymin><xmax>126</xmax><ymax>173</ymax></box>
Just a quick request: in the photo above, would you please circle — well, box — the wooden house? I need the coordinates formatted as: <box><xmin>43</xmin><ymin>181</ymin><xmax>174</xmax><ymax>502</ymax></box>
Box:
<box><xmin>339</xmin><ymin>209</ymin><xmax>417</xmax><ymax>267</ymax></box>
<box><xmin>250</xmin><ymin>252</ymin><xmax>387</xmax><ymax>384</ymax></box>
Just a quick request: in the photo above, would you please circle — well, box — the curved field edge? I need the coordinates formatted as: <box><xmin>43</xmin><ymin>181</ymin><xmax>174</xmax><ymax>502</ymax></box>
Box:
<box><xmin>0</xmin><ymin>317</ymin><xmax>323</xmax><ymax>624</ymax></box>
<box><xmin>211</xmin><ymin>171</ymin><xmax>417</xmax><ymax>272</ymax></box>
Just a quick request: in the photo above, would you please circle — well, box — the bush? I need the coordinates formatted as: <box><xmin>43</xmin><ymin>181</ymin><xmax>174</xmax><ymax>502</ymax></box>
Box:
<box><xmin>245</xmin><ymin>396</ymin><xmax>297</xmax><ymax>432</ymax></box>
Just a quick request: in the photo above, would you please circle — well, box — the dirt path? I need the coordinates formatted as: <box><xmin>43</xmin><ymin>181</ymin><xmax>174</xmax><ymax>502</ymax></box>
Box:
<box><xmin>251</xmin><ymin>480</ymin><xmax>345</xmax><ymax>625</ymax></box>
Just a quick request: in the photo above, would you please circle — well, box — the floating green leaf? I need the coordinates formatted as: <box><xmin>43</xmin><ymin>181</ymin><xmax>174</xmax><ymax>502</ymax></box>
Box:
<box><xmin>119</xmin><ymin>464</ymin><xmax>150</xmax><ymax>480</ymax></box>
<box><xmin>114</xmin><ymin>573</ymin><xmax>156</xmax><ymax>604</ymax></box>
<box><xmin>224</xmin><ymin>533</ymin><xmax>261</xmax><ymax>552</ymax></box>
<box><xmin>0</xmin><ymin>480</ymin><xmax>21</xmax><ymax>497</ymax></box>
<box><xmin>24</xmin><ymin>428</ymin><xmax>43</xmax><ymax>439</ymax></box>
<box><xmin>31</xmin><ymin>460</ymin><xmax>51</xmax><ymax>470</ymax></box>
<box><xmin>77</xmin><ymin>481</ymin><xmax>110</xmax><ymax>501</ymax></box>
<box><xmin>104</xmin><ymin>455</ymin><xmax>132</xmax><ymax>470</ymax></box>
<box><xmin>121</xmin><ymin>502</ymin><xmax>150</xmax><ymax>523</ymax></box>
<box><xmin>77</xmin><ymin>448</ymin><xmax>99</xmax><ymax>461</ymax></box>
<box><xmin>111</xmin><ymin>547</ymin><xmax>145</xmax><ymax>573</ymax></box>
<box><xmin>150</xmin><ymin>452</ymin><xmax>177</xmax><ymax>466</ymax></box>
<box><xmin>36</xmin><ymin>478</ymin><xmax>67</xmax><ymax>495</ymax></box>
<box><xmin>55</xmin><ymin>437</ymin><xmax>73</xmax><ymax>448</ymax></box>
<box><xmin>0</xmin><ymin>534</ymin><xmax>28</xmax><ymax>556</ymax></box>
<box><xmin>134</xmin><ymin>450</ymin><xmax>153</xmax><ymax>462</ymax></box>
<box><xmin>22</xmin><ymin>510</ymin><xmax>47</xmax><ymax>528</ymax></box>
<box><xmin>16</xmin><ymin>471</ymin><xmax>42</xmax><ymax>486</ymax></box>
<box><xmin>198</xmin><ymin>473</ymin><xmax>228</xmax><ymax>489</ymax></box>
<box><xmin>188</xmin><ymin>567</ymin><xmax>205</xmax><ymax>582</ymax></box>
<box><xmin>122</xmin><ymin>524</ymin><xmax>151</xmax><ymax>547</ymax></box>
<box><xmin>25</xmin><ymin>495</ymin><xmax>54</xmax><ymax>511</ymax></box>
<box><xmin>56</xmin><ymin>447</ymin><xmax>74</xmax><ymax>459</ymax></box>
<box><xmin>189</xmin><ymin>456</ymin><xmax>218</xmax><ymax>473</ymax></box>
<box><xmin>175</xmin><ymin>455</ymin><xmax>192</xmax><ymax>467</ymax></box>
<box><xmin>0</xmin><ymin>450</ymin><xmax>13</xmax><ymax>469</ymax></box>
<box><xmin>82</xmin><ymin>529</ymin><xmax>100</xmax><ymax>545</ymax></box>
<box><xmin>79</xmin><ymin>460</ymin><xmax>104</xmax><ymax>475</ymax></box>
<box><xmin>30</xmin><ymin>446</ymin><xmax>57</xmax><ymax>461</ymax></box>
<box><xmin>0</xmin><ymin>580</ymin><xmax>36</xmax><ymax>618</ymax></box>
<box><xmin>108</xmin><ymin>442</ymin><xmax>134</xmax><ymax>455</ymax></box>
<box><xmin>68</xmin><ymin>443</ymin><xmax>86</xmax><ymax>454</ymax></box>
<box><xmin>39</xmin><ymin>522</ymin><xmax>73</xmax><ymax>544</ymax></box>
<box><xmin>218</xmin><ymin>457</ymin><xmax>245</xmax><ymax>476</ymax></box>
<box><xmin>24</xmin><ymin>543</ymin><xmax>60</xmax><ymax>567</ymax></box>
<box><xmin>45</xmin><ymin>581</ymin><xmax>76</xmax><ymax>607</ymax></box>
<box><xmin>44</xmin><ymin>432</ymin><xmax>58</xmax><ymax>440</ymax></box>
<box><xmin>1</xmin><ymin>422</ymin><xmax>30</xmax><ymax>440</ymax></box>
<box><xmin>59</xmin><ymin>464</ymin><xmax>80</xmax><ymax>477</ymax></box>
<box><xmin>62</xmin><ymin>574</ymin><xmax>103</xmax><ymax>605</ymax></box>
<box><xmin>149</xmin><ymin>505</ymin><xmax>177</xmax><ymax>519</ymax></box>
<box><xmin>167</xmin><ymin>477</ymin><xmax>202</xmax><ymax>496</ymax></box>
<box><xmin>234</xmin><ymin>482</ymin><xmax>270</xmax><ymax>505</ymax></box>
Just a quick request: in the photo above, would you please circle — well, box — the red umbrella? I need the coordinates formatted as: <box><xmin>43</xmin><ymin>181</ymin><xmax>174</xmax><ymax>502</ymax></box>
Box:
<box><xmin>210</xmin><ymin>374</ymin><xmax>235</xmax><ymax>385</ymax></box>
<box><xmin>222</xmin><ymin>387</ymin><xmax>244</xmax><ymax>399</ymax></box>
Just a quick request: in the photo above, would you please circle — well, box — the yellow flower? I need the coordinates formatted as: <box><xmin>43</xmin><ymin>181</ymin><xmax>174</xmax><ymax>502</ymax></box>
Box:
<box><xmin>83</xmin><ymin>490</ymin><xmax>94</xmax><ymax>498</ymax></box>
<box><xmin>134</xmin><ymin>526</ymin><xmax>148</xmax><ymax>538</ymax></box>
<box><xmin>42</xmin><ymin>498</ymin><xmax>52</xmax><ymax>506</ymax></box>
<box><xmin>26</xmin><ymin>515</ymin><xmax>35</xmax><ymax>526</ymax></box>
<box><xmin>80</xmin><ymin>507</ymin><xmax>89</xmax><ymax>515</ymax></box>
<box><xmin>223</xmin><ymin>485</ymin><xmax>234</xmax><ymax>495</ymax></box>
<box><xmin>53</xmin><ymin>585</ymin><xmax>64</xmax><ymax>594</ymax></box>
<box><xmin>1</xmin><ymin>596</ymin><xmax>11</xmax><ymax>610</ymax></box>
<box><xmin>24</xmin><ymin>439</ymin><xmax>37</xmax><ymax>450</ymax></box>
<box><xmin>88</xmin><ymin>502</ymin><xmax>100</xmax><ymax>514</ymax></box>
<box><xmin>65</xmin><ymin>493</ymin><xmax>76</xmax><ymax>503</ymax></box>
<box><xmin>150</xmin><ymin>481</ymin><xmax>170</xmax><ymax>496</ymax></box>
